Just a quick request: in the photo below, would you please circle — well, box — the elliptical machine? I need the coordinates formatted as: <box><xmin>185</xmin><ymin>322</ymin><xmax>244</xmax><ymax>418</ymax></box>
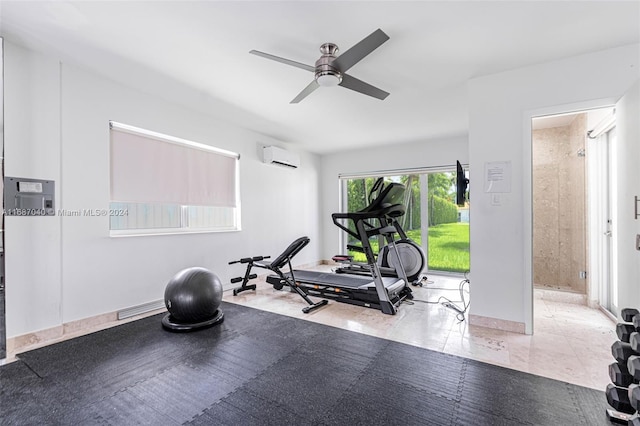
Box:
<box><xmin>333</xmin><ymin>177</ymin><xmax>427</xmax><ymax>286</ymax></box>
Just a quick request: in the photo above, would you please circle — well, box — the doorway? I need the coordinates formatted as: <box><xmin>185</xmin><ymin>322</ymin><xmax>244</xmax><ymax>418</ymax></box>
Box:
<box><xmin>531</xmin><ymin>107</ymin><xmax>615</xmax><ymax>313</ymax></box>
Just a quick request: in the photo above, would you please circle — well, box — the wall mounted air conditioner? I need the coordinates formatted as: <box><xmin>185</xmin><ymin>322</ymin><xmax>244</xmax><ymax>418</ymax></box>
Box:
<box><xmin>262</xmin><ymin>146</ymin><xmax>300</xmax><ymax>169</ymax></box>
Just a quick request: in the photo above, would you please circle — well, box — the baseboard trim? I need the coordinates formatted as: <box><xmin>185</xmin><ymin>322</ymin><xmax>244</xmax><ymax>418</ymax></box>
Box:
<box><xmin>469</xmin><ymin>314</ymin><xmax>526</xmax><ymax>334</ymax></box>
<box><xmin>5</xmin><ymin>305</ymin><xmax>166</xmax><ymax>362</ymax></box>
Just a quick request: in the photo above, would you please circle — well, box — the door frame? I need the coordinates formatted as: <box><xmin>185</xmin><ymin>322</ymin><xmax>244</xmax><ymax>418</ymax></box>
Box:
<box><xmin>587</xmin><ymin>119</ymin><xmax>616</xmax><ymax>316</ymax></box>
<box><xmin>523</xmin><ymin>97</ymin><xmax>618</xmax><ymax>334</ymax></box>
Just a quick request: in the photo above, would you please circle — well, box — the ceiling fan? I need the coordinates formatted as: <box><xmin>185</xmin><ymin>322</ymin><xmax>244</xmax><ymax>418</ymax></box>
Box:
<box><xmin>250</xmin><ymin>29</ymin><xmax>390</xmax><ymax>104</ymax></box>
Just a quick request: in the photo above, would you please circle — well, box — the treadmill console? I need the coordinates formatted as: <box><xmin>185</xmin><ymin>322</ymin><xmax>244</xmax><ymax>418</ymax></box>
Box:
<box><xmin>364</xmin><ymin>182</ymin><xmax>405</xmax><ymax>212</ymax></box>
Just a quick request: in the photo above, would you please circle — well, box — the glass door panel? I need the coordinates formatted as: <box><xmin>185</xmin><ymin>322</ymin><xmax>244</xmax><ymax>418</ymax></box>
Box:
<box><xmin>341</xmin><ymin>168</ymin><xmax>469</xmax><ymax>275</ymax></box>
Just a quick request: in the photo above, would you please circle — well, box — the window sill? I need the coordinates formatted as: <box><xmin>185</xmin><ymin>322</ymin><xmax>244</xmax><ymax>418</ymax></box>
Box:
<box><xmin>109</xmin><ymin>227</ymin><xmax>241</xmax><ymax>238</ymax></box>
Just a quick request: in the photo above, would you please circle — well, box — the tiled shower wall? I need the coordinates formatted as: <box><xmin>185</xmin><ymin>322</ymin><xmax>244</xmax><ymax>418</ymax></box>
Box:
<box><xmin>532</xmin><ymin>114</ymin><xmax>587</xmax><ymax>293</ymax></box>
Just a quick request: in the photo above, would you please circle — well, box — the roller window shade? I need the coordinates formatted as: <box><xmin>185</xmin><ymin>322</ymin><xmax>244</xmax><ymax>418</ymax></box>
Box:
<box><xmin>110</xmin><ymin>125</ymin><xmax>238</xmax><ymax>207</ymax></box>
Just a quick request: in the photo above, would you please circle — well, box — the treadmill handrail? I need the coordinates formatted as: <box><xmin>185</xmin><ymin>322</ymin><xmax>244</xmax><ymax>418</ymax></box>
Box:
<box><xmin>331</xmin><ymin>203</ymin><xmax>405</xmax><ymax>241</ymax></box>
<box><xmin>331</xmin><ymin>203</ymin><xmax>405</xmax><ymax>220</ymax></box>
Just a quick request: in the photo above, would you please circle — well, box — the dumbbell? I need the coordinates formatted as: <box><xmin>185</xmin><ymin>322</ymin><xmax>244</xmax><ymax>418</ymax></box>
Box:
<box><xmin>630</xmin><ymin>384</ymin><xmax>640</xmax><ymax>412</ymax></box>
<box><xmin>617</xmin><ymin>309</ymin><xmax>640</xmax><ymax>342</ymax></box>
<box><xmin>617</xmin><ymin>323</ymin><xmax>639</xmax><ymax>343</ymax></box>
<box><xmin>612</xmin><ymin>340</ymin><xmax>639</xmax><ymax>363</ymax></box>
<box><xmin>611</xmin><ymin>334</ymin><xmax>640</xmax><ymax>388</ymax></box>
<box><xmin>610</xmin><ymin>361</ymin><xmax>635</xmax><ymax>387</ymax></box>
<box><xmin>630</xmin><ymin>332</ymin><xmax>640</xmax><ymax>354</ymax></box>
<box><xmin>607</xmin><ymin>383</ymin><xmax>637</xmax><ymax>414</ymax></box>
<box><xmin>628</xmin><ymin>355</ymin><xmax>640</xmax><ymax>383</ymax></box>
<box><xmin>607</xmin><ymin>308</ymin><xmax>640</xmax><ymax>423</ymax></box>
<box><xmin>610</xmin><ymin>312</ymin><xmax>640</xmax><ymax>384</ymax></box>
<box><xmin>622</xmin><ymin>308</ymin><xmax>640</xmax><ymax>322</ymax></box>
<box><xmin>627</xmin><ymin>383</ymin><xmax>640</xmax><ymax>426</ymax></box>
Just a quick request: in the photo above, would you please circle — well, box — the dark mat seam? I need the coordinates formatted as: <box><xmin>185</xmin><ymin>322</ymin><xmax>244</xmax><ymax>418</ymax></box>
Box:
<box><xmin>84</xmin><ymin>386</ymin><xmax>153</xmax><ymax>424</ymax></box>
<box><xmin>47</xmin><ymin>357</ymin><xmax>188</xmax><ymax>413</ymax></box>
<box><xmin>565</xmin><ymin>381</ymin><xmax>594</xmax><ymax>425</ymax></box>
<box><xmin>185</xmin><ymin>385</ymin><xmax>304</xmax><ymax>425</ymax></box>
<box><xmin>184</xmin><ymin>336</ymin><xmax>317</xmax><ymax>424</ymax></box>
<box><xmin>183</xmin><ymin>337</ymin><xmax>297</xmax><ymax>386</ymax></box>
<box><xmin>450</xmin><ymin>356</ymin><xmax>469</xmax><ymax>426</ymax></box>
<box><xmin>16</xmin><ymin>357</ymin><xmax>45</xmax><ymax>379</ymax></box>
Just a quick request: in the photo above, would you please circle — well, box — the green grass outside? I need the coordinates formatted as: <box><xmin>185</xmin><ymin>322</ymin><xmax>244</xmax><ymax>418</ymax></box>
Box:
<box><xmin>347</xmin><ymin>222</ymin><xmax>470</xmax><ymax>273</ymax></box>
<box><xmin>423</xmin><ymin>223</ymin><xmax>470</xmax><ymax>273</ymax></box>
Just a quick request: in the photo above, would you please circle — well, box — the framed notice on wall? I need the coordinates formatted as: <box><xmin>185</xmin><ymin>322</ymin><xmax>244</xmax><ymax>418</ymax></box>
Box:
<box><xmin>484</xmin><ymin>161</ymin><xmax>512</xmax><ymax>193</ymax></box>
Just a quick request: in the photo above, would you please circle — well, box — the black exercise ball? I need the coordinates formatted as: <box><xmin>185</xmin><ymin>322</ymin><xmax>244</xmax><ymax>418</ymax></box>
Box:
<box><xmin>164</xmin><ymin>267</ymin><xmax>223</xmax><ymax>323</ymax></box>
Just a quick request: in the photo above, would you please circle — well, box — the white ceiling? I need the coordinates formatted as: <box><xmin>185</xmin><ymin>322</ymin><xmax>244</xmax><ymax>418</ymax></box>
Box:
<box><xmin>1</xmin><ymin>1</ymin><xmax>638</xmax><ymax>154</ymax></box>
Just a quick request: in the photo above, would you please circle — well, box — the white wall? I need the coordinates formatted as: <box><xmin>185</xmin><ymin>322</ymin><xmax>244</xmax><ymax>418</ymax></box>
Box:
<box><xmin>320</xmin><ymin>137</ymin><xmax>469</xmax><ymax>259</ymax></box>
<box><xmin>4</xmin><ymin>43</ymin><xmax>63</xmax><ymax>335</ymax></box>
<box><xmin>4</xmin><ymin>41</ymin><xmax>322</xmax><ymax>337</ymax></box>
<box><xmin>468</xmin><ymin>44</ymin><xmax>640</xmax><ymax>332</ymax></box>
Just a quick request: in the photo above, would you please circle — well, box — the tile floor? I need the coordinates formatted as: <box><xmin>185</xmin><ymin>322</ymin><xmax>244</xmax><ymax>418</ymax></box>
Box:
<box><xmin>223</xmin><ymin>268</ymin><xmax>617</xmax><ymax>391</ymax></box>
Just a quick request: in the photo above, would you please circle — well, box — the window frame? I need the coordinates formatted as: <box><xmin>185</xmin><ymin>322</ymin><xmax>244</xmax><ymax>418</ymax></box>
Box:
<box><xmin>109</xmin><ymin>121</ymin><xmax>241</xmax><ymax>237</ymax></box>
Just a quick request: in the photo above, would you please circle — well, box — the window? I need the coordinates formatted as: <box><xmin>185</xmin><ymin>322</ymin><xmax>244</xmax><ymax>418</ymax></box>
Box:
<box><xmin>340</xmin><ymin>166</ymin><xmax>469</xmax><ymax>274</ymax></box>
<box><xmin>109</xmin><ymin>122</ymin><xmax>240</xmax><ymax>235</ymax></box>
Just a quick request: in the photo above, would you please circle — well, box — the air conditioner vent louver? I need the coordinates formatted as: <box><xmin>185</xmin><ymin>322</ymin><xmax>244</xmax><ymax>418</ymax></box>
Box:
<box><xmin>263</xmin><ymin>146</ymin><xmax>300</xmax><ymax>168</ymax></box>
<box><xmin>272</xmin><ymin>160</ymin><xmax>297</xmax><ymax>168</ymax></box>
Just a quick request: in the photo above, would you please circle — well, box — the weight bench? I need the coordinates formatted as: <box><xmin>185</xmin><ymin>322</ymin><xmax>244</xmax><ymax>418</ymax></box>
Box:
<box><xmin>229</xmin><ymin>236</ymin><xmax>328</xmax><ymax>313</ymax></box>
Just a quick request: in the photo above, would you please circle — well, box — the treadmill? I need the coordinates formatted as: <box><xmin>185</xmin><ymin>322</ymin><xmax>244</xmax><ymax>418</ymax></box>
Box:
<box><xmin>266</xmin><ymin>182</ymin><xmax>413</xmax><ymax>315</ymax></box>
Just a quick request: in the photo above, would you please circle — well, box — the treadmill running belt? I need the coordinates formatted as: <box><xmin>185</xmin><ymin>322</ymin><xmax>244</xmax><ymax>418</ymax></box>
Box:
<box><xmin>290</xmin><ymin>270</ymin><xmax>399</xmax><ymax>289</ymax></box>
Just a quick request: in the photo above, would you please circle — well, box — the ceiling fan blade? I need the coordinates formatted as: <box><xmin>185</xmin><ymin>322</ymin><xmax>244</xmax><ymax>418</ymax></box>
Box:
<box><xmin>249</xmin><ymin>50</ymin><xmax>315</xmax><ymax>72</ymax></box>
<box><xmin>291</xmin><ymin>80</ymin><xmax>320</xmax><ymax>104</ymax></box>
<box><xmin>339</xmin><ymin>74</ymin><xmax>389</xmax><ymax>100</ymax></box>
<box><xmin>330</xmin><ymin>29</ymin><xmax>389</xmax><ymax>73</ymax></box>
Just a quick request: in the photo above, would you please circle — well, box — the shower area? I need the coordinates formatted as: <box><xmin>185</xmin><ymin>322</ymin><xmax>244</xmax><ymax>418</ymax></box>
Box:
<box><xmin>532</xmin><ymin>113</ymin><xmax>588</xmax><ymax>294</ymax></box>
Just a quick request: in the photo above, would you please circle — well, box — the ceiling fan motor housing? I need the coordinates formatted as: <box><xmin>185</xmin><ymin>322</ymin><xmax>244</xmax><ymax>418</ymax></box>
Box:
<box><xmin>315</xmin><ymin>43</ymin><xmax>342</xmax><ymax>86</ymax></box>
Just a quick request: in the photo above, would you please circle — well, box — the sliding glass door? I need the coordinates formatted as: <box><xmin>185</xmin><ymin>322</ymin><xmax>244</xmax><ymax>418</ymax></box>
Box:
<box><xmin>424</xmin><ymin>171</ymin><xmax>469</xmax><ymax>273</ymax></box>
<box><xmin>340</xmin><ymin>167</ymin><xmax>469</xmax><ymax>274</ymax></box>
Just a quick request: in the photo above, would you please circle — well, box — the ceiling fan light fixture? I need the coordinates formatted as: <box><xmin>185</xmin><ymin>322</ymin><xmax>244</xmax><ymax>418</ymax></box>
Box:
<box><xmin>250</xmin><ymin>29</ymin><xmax>389</xmax><ymax>102</ymax></box>
<box><xmin>315</xmin><ymin>71</ymin><xmax>342</xmax><ymax>87</ymax></box>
